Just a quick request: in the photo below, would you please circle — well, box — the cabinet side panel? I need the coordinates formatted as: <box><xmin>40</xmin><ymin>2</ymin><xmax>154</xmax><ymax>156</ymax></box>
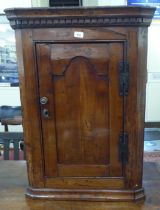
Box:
<box><xmin>134</xmin><ymin>27</ymin><xmax>148</xmax><ymax>187</ymax></box>
<box><xmin>15</xmin><ymin>30</ymin><xmax>44</xmax><ymax>187</ymax></box>
<box><xmin>125</xmin><ymin>27</ymin><xmax>148</xmax><ymax>189</ymax></box>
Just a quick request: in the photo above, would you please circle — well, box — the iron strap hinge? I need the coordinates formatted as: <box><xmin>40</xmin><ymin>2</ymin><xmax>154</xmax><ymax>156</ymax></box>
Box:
<box><xmin>119</xmin><ymin>60</ymin><xmax>129</xmax><ymax>96</ymax></box>
<box><xmin>119</xmin><ymin>132</ymin><xmax>128</xmax><ymax>164</ymax></box>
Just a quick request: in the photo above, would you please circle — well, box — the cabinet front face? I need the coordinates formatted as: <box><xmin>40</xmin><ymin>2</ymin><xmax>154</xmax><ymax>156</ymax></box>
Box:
<box><xmin>36</xmin><ymin>42</ymin><xmax>124</xmax><ymax>182</ymax></box>
<box><xmin>6</xmin><ymin>6</ymin><xmax>154</xmax><ymax>201</ymax></box>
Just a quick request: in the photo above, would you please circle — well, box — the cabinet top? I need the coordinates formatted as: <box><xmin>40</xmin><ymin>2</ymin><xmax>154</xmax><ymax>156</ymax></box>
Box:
<box><xmin>4</xmin><ymin>6</ymin><xmax>155</xmax><ymax>29</ymax></box>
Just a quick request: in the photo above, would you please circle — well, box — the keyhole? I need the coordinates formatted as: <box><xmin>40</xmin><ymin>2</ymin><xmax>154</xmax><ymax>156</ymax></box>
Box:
<box><xmin>42</xmin><ymin>109</ymin><xmax>49</xmax><ymax>118</ymax></box>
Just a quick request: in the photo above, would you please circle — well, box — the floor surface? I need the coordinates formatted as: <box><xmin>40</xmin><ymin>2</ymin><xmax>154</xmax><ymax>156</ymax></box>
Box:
<box><xmin>0</xmin><ymin>161</ymin><xmax>160</xmax><ymax>210</ymax></box>
<box><xmin>144</xmin><ymin>128</ymin><xmax>160</xmax><ymax>152</ymax></box>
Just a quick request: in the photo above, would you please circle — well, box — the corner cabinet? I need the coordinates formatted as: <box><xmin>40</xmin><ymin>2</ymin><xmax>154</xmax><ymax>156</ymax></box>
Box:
<box><xmin>5</xmin><ymin>6</ymin><xmax>155</xmax><ymax>201</ymax></box>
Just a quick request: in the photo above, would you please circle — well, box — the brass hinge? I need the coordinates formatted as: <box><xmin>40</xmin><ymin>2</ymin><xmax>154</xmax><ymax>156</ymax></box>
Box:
<box><xmin>119</xmin><ymin>61</ymin><xmax>129</xmax><ymax>96</ymax></box>
<box><xmin>119</xmin><ymin>132</ymin><xmax>128</xmax><ymax>164</ymax></box>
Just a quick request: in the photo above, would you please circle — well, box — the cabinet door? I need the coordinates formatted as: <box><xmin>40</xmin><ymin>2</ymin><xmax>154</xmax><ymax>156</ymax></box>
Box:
<box><xmin>36</xmin><ymin>42</ymin><xmax>124</xmax><ymax>178</ymax></box>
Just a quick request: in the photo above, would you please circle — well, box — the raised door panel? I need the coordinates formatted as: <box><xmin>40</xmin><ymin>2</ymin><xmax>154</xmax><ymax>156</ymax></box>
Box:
<box><xmin>36</xmin><ymin>42</ymin><xmax>124</xmax><ymax>179</ymax></box>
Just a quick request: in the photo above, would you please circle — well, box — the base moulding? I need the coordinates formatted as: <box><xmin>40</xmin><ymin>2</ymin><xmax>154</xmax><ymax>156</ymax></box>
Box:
<box><xmin>26</xmin><ymin>187</ymin><xmax>145</xmax><ymax>201</ymax></box>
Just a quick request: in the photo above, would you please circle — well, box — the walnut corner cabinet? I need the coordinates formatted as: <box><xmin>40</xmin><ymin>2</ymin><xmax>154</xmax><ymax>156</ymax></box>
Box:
<box><xmin>5</xmin><ymin>6</ymin><xmax>155</xmax><ymax>201</ymax></box>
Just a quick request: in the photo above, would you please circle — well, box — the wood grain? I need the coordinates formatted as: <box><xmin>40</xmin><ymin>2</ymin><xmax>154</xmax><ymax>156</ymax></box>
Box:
<box><xmin>5</xmin><ymin>7</ymin><xmax>155</xmax><ymax>201</ymax></box>
<box><xmin>0</xmin><ymin>161</ymin><xmax>160</xmax><ymax>209</ymax></box>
